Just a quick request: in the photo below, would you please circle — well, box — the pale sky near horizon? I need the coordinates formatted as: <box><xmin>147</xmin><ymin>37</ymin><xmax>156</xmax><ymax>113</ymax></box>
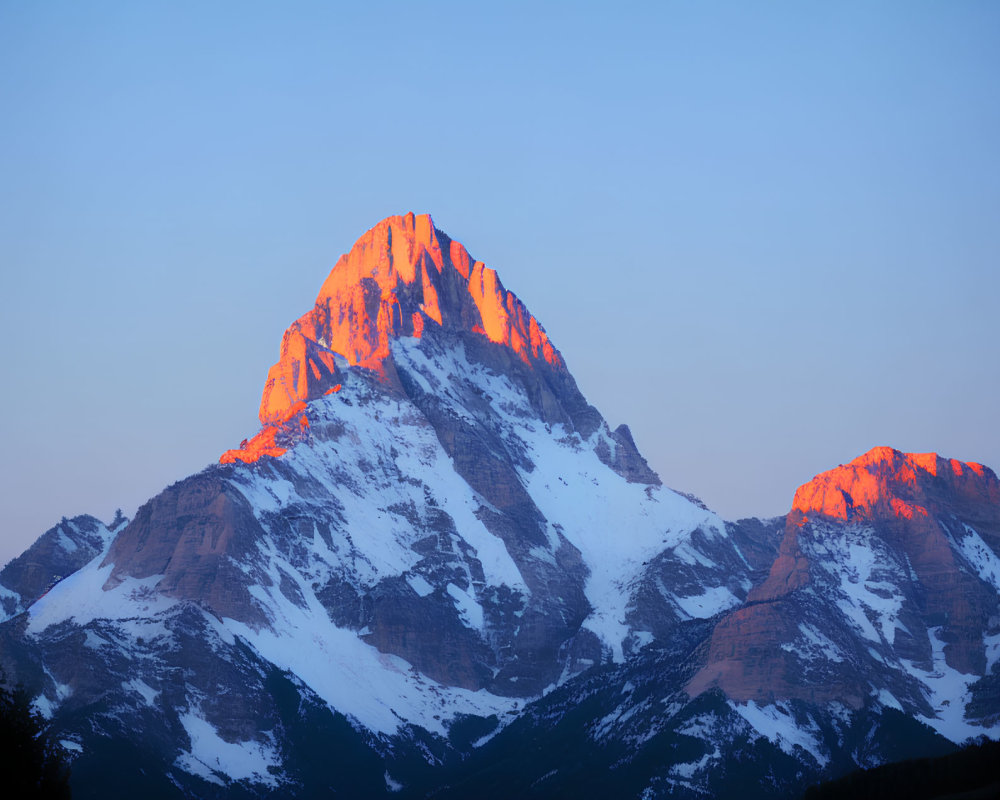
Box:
<box><xmin>2</xmin><ymin>1</ymin><xmax>998</xmax><ymax>565</ymax></box>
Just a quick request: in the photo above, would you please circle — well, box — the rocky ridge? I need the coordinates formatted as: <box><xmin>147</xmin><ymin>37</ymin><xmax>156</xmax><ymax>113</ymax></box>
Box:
<box><xmin>0</xmin><ymin>513</ymin><xmax>126</xmax><ymax>620</ymax></box>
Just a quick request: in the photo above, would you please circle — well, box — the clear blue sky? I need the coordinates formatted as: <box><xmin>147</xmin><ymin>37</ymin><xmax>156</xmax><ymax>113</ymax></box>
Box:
<box><xmin>2</xmin><ymin>1</ymin><xmax>998</xmax><ymax>564</ymax></box>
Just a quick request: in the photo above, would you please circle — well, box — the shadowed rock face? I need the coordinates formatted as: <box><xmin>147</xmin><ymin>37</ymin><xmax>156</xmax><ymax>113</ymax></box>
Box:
<box><xmin>102</xmin><ymin>473</ymin><xmax>270</xmax><ymax>627</ymax></box>
<box><xmin>688</xmin><ymin>447</ymin><xmax>1000</xmax><ymax>705</ymax></box>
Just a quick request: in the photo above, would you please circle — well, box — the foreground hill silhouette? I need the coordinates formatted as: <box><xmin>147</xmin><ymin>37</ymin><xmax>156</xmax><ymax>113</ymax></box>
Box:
<box><xmin>803</xmin><ymin>738</ymin><xmax>1000</xmax><ymax>800</ymax></box>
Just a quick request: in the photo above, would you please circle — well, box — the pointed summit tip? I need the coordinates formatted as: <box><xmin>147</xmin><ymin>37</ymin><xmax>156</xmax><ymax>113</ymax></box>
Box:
<box><xmin>223</xmin><ymin>215</ymin><xmax>567</xmax><ymax>463</ymax></box>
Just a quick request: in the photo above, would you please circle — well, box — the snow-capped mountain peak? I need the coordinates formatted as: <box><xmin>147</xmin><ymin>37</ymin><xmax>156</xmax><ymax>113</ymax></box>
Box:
<box><xmin>3</xmin><ymin>216</ymin><xmax>753</xmax><ymax>794</ymax></box>
<box><xmin>2</xmin><ymin>220</ymin><xmax>997</xmax><ymax>799</ymax></box>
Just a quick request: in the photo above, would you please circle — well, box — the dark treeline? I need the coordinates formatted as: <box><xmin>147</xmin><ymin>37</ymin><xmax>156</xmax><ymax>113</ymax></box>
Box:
<box><xmin>803</xmin><ymin>738</ymin><xmax>1000</xmax><ymax>800</ymax></box>
<box><xmin>0</xmin><ymin>673</ymin><xmax>72</xmax><ymax>799</ymax></box>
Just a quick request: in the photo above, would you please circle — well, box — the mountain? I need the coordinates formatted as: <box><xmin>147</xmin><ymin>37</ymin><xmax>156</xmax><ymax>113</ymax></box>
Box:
<box><xmin>0</xmin><ymin>215</ymin><xmax>997</xmax><ymax>799</ymax></box>
<box><xmin>429</xmin><ymin>447</ymin><xmax>1000</xmax><ymax>798</ymax></box>
<box><xmin>0</xmin><ymin>214</ymin><xmax>754</xmax><ymax>797</ymax></box>
<box><xmin>691</xmin><ymin>447</ymin><xmax>1000</xmax><ymax>727</ymax></box>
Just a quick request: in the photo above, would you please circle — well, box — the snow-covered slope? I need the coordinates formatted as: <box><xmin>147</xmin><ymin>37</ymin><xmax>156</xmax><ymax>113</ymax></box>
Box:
<box><xmin>0</xmin><ymin>513</ymin><xmax>125</xmax><ymax>621</ymax></box>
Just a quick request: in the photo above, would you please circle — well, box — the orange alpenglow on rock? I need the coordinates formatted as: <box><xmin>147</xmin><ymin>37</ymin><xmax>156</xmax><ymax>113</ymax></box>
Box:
<box><xmin>219</xmin><ymin>428</ymin><xmax>286</xmax><ymax>464</ymax></box>
<box><xmin>219</xmin><ymin>401</ymin><xmax>312</xmax><ymax>465</ymax></box>
<box><xmin>789</xmin><ymin>446</ymin><xmax>998</xmax><ymax>525</ymax></box>
<box><xmin>753</xmin><ymin>447</ymin><xmax>1000</xmax><ymax>605</ymax></box>
<box><xmin>221</xmin><ymin>213</ymin><xmax>566</xmax><ymax>464</ymax></box>
<box><xmin>686</xmin><ymin>447</ymin><xmax>1000</xmax><ymax>702</ymax></box>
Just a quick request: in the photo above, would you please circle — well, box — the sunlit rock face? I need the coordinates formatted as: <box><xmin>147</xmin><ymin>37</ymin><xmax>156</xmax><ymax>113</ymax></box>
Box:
<box><xmin>256</xmin><ymin>212</ymin><xmax>563</xmax><ymax>425</ymax></box>
<box><xmin>790</xmin><ymin>447</ymin><xmax>999</xmax><ymax>530</ymax></box>
<box><xmin>223</xmin><ymin>213</ymin><xmax>605</xmax><ymax>468</ymax></box>
<box><xmin>689</xmin><ymin>447</ymin><xmax>1000</xmax><ymax>733</ymax></box>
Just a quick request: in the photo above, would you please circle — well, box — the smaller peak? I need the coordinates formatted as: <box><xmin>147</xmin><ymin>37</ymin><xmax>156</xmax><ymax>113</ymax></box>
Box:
<box><xmin>792</xmin><ymin>446</ymin><xmax>997</xmax><ymax>523</ymax></box>
<box><xmin>851</xmin><ymin>448</ymin><xmax>989</xmax><ymax>482</ymax></box>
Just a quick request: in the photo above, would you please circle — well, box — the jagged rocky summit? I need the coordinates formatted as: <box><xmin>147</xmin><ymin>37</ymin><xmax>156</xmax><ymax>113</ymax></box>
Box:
<box><xmin>0</xmin><ymin>215</ymin><xmax>998</xmax><ymax>799</ymax></box>
<box><xmin>221</xmin><ymin>212</ymin><xmax>575</xmax><ymax>464</ymax></box>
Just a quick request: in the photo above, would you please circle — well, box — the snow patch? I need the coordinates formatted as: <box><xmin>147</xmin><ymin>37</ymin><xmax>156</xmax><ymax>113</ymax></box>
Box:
<box><xmin>876</xmin><ymin>689</ymin><xmax>903</xmax><ymax>711</ymax></box>
<box><xmin>407</xmin><ymin>574</ymin><xmax>434</xmax><ymax>598</ymax></box>
<box><xmin>447</xmin><ymin>582</ymin><xmax>484</xmax><ymax>629</ymax></box>
<box><xmin>125</xmin><ymin>679</ymin><xmax>159</xmax><ymax>707</ymax></box>
<box><xmin>176</xmin><ymin>711</ymin><xmax>281</xmax><ymax>786</ymax></box>
<box><xmin>730</xmin><ymin>700</ymin><xmax>828</xmax><ymax>767</ymax></box>
<box><xmin>902</xmin><ymin>626</ymin><xmax>1000</xmax><ymax>742</ymax></box>
<box><xmin>674</xmin><ymin>585</ymin><xmax>738</xmax><ymax>619</ymax></box>
<box><xmin>27</xmin><ymin>561</ymin><xmax>176</xmax><ymax>634</ymax></box>
<box><xmin>670</xmin><ymin>749</ymin><xmax>718</xmax><ymax>779</ymax></box>
<box><xmin>984</xmin><ymin>632</ymin><xmax>1000</xmax><ymax>673</ymax></box>
<box><xmin>781</xmin><ymin>623</ymin><xmax>844</xmax><ymax>664</ymax></box>
<box><xmin>33</xmin><ymin>694</ymin><xmax>55</xmax><ymax>719</ymax></box>
<box><xmin>958</xmin><ymin>525</ymin><xmax>1000</xmax><ymax>592</ymax></box>
<box><xmin>384</xmin><ymin>772</ymin><xmax>404</xmax><ymax>793</ymax></box>
<box><xmin>56</xmin><ymin>530</ymin><xmax>79</xmax><ymax>554</ymax></box>
<box><xmin>83</xmin><ymin>630</ymin><xmax>110</xmax><ymax>649</ymax></box>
